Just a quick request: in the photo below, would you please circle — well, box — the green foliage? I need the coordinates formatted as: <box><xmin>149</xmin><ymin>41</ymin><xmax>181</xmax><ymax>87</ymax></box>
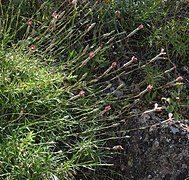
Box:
<box><xmin>0</xmin><ymin>0</ymin><xmax>188</xmax><ymax>179</ymax></box>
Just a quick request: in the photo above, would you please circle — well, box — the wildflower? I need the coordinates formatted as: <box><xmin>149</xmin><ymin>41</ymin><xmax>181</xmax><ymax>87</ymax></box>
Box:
<box><xmin>131</xmin><ymin>56</ymin><xmax>137</xmax><ymax>62</ymax></box>
<box><xmin>70</xmin><ymin>90</ymin><xmax>86</xmax><ymax>100</ymax></box>
<box><xmin>168</xmin><ymin>113</ymin><xmax>174</xmax><ymax>122</ymax></box>
<box><xmin>105</xmin><ymin>105</ymin><xmax>111</xmax><ymax>111</ymax></box>
<box><xmin>160</xmin><ymin>48</ymin><xmax>166</xmax><ymax>55</ymax></box>
<box><xmin>79</xmin><ymin>90</ymin><xmax>85</xmax><ymax>97</ymax></box>
<box><xmin>96</xmin><ymin>62</ymin><xmax>117</xmax><ymax>80</ymax></box>
<box><xmin>136</xmin><ymin>84</ymin><xmax>153</xmax><ymax>97</ymax></box>
<box><xmin>176</xmin><ymin>76</ymin><xmax>184</xmax><ymax>82</ymax></box>
<box><xmin>27</xmin><ymin>20</ymin><xmax>32</xmax><ymax>26</ymax></box>
<box><xmin>154</xmin><ymin>103</ymin><xmax>162</xmax><ymax>112</ymax></box>
<box><xmin>30</xmin><ymin>45</ymin><xmax>36</xmax><ymax>50</ymax></box>
<box><xmin>112</xmin><ymin>145</ymin><xmax>124</xmax><ymax>150</ymax></box>
<box><xmin>111</xmin><ymin>62</ymin><xmax>117</xmax><ymax>68</ymax></box>
<box><xmin>89</xmin><ymin>52</ymin><xmax>95</xmax><ymax>59</ymax></box>
<box><xmin>52</xmin><ymin>11</ymin><xmax>58</xmax><ymax>19</ymax></box>
<box><xmin>137</xmin><ymin>24</ymin><xmax>143</xmax><ymax>30</ymax></box>
<box><xmin>100</xmin><ymin>105</ymin><xmax>112</xmax><ymax>116</ymax></box>
<box><xmin>146</xmin><ymin>84</ymin><xmax>153</xmax><ymax>92</ymax></box>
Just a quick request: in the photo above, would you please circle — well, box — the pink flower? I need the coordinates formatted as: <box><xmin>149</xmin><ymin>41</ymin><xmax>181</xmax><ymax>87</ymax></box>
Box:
<box><xmin>89</xmin><ymin>52</ymin><xmax>95</xmax><ymax>59</ymax></box>
<box><xmin>105</xmin><ymin>105</ymin><xmax>111</xmax><ymax>111</ymax></box>
<box><xmin>160</xmin><ymin>48</ymin><xmax>166</xmax><ymax>55</ymax></box>
<box><xmin>176</xmin><ymin>76</ymin><xmax>183</xmax><ymax>81</ymax></box>
<box><xmin>52</xmin><ymin>11</ymin><xmax>58</xmax><ymax>18</ymax></box>
<box><xmin>79</xmin><ymin>90</ymin><xmax>85</xmax><ymax>97</ymax></box>
<box><xmin>30</xmin><ymin>45</ymin><xmax>36</xmax><ymax>50</ymax></box>
<box><xmin>146</xmin><ymin>84</ymin><xmax>153</xmax><ymax>92</ymax></box>
<box><xmin>111</xmin><ymin>62</ymin><xmax>117</xmax><ymax>68</ymax></box>
<box><xmin>27</xmin><ymin>20</ymin><xmax>32</xmax><ymax>26</ymax></box>
<box><xmin>137</xmin><ymin>24</ymin><xmax>143</xmax><ymax>30</ymax></box>
<box><xmin>131</xmin><ymin>56</ymin><xmax>137</xmax><ymax>62</ymax></box>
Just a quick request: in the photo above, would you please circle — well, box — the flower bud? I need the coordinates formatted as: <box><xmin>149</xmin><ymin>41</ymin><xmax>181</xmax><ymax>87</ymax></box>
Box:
<box><xmin>111</xmin><ymin>62</ymin><xmax>117</xmax><ymax>68</ymax></box>
<box><xmin>105</xmin><ymin>105</ymin><xmax>111</xmax><ymax>111</ymax></box>
<box><xmin>146</xmin><ymin>85</ymin><xmax>153</xmax><ymax>92</ymax></box>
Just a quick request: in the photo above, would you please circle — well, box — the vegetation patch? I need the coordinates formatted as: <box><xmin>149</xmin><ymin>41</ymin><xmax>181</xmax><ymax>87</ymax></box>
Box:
<box><xmin>0</xmin><ymin>0</ymin><xmax>188</xmax><ymax>179</ymax></box>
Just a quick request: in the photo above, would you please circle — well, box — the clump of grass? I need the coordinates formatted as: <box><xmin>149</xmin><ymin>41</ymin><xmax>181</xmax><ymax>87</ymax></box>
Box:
<box><xmin>0</xmin><ymin>49</ymin><xmax>106</xmax><ymax>179</ymax></box>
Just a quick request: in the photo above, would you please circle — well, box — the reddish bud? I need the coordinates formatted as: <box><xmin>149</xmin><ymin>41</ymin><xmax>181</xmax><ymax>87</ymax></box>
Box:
<box><xmin>137</xmin><ymin>24</ymin><xmax>143</xmax><ymax>30</ymax></box>
<box><xmin>89</xmin><ymin>52</ymin><xmax>95</xmax><ymax>59</ymax></box>
<box><xmin>79</xmin><ymin>90</ymin><xmax>85</xmax><ymax>97</ymax></box>
<box><xmin>146</xmin><ymin>84</ymin><xmax>153</xmax><ymax>92</ymax></box>
<box><xmin>52</xmin><ymin>11</ymin><xmax>58</xmax><ymax>18</ymax></box>
<box><xmin>27</xmin><ymin>20</ymin><xmax>32</xmax><ymax>26</ymax></box>
<box><xmin>131</xmin><ymin>56</ymin><xmax>137</xmax><ymax>62</ymax></box>
<box><xmin>111</xmin><ymin>62</ymin><xmax>117</xmax><ymax>68</ymax></box>
<box><xmin>30</xmin><ymin>45</ymin><xmax>36</xmax><ymax>50</ymax></box>
<box><xmin>105</xmin><ymin>105</ymin><xmax>111</xmax><ymax>111</ymax></box>
<box><xmin>176</xmin><ymin>76</ymin><xmax>184</xmax><ymax>82</ymax></box>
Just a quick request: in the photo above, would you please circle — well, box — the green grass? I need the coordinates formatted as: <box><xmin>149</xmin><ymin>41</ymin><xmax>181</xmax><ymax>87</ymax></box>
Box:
<box><xmin>0</xmin><ymin>0</ymin><xmax>188</xmax><ymax>179</ymax></box>
<box><xmin>0</xmin><ymin>49</ymin><xmax>106</xmax><ymax>179</ymax></box>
